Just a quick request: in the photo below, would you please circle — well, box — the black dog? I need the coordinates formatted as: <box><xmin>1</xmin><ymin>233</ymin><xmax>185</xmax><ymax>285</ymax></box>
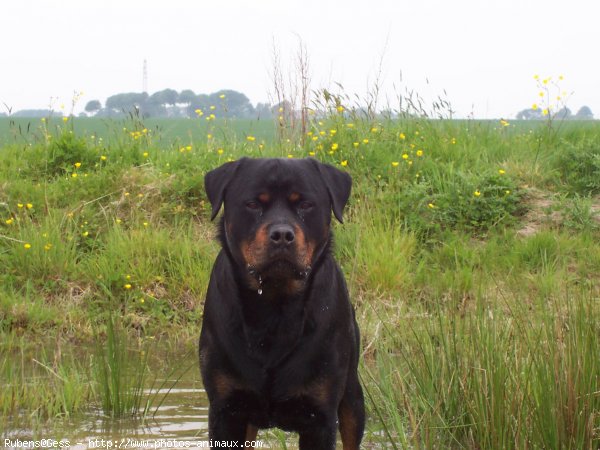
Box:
<box><xmin>200</xmin><ymin>157</ymin><xmax>365</xmax><ymax>449</ymax></box>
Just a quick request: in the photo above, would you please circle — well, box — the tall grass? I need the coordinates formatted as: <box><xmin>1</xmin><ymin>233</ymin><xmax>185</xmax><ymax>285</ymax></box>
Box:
<box><xmin>92</xmin><ymin>315</ymin><xmax>150</xmax><ymax>417</ymax></box>
<box><xmin>361</xmin><ymin>286</ymin><xmax>599</xmax><ymax>449</ymax></box>
<box><xmin>0</xmin><ymin>335</ymin><xmax>92</xmax><ymax>422</ymax></box>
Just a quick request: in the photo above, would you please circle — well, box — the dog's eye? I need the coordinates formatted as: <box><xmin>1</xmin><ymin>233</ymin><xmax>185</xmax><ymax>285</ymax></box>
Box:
<box><xmin>299</xmin><ymin>201</ymin><xmax>314</xmax><ymax>210</ymax></box>
<box><xmin>246</xmin><ymin>201</ymin><xmax>261</xmax><ymax>210</ymax></box>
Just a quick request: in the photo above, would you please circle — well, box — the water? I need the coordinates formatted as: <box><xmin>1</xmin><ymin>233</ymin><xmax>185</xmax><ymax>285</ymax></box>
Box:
<box><xmin>3</xmin><ymin>375</ymin><xmax>213</xmax><ymax>449</ymax></box>
<box><xmin>2</xmin><ymin>349</ymin><xmax>387</xmax><ymax>449</ymax></box>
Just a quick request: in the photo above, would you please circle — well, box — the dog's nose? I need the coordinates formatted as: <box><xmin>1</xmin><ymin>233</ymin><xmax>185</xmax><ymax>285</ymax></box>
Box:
<box><xmin>269</xmin><ymin>224</ymin><xmax>295</xmax><ymax>246</ymax></box>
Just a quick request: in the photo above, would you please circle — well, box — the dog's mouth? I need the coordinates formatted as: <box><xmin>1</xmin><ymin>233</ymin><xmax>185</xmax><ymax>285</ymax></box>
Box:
<box><xmin>247</xmin><ymin>257</ymin><xmax>312</xmax><ymax>295</ymax></box>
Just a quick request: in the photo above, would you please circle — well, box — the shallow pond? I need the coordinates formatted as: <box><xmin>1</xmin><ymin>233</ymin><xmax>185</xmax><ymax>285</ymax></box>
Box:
<box><xmin>2</xmin><ymin>344</ymin><xmax>391</xmax><ymax>449</ymax></box>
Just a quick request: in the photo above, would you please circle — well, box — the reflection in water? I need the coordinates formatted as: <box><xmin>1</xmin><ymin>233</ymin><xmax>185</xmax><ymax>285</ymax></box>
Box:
<box><xmin>3</xmin><ymin>376</ymin><xmax>211</xmax><ymax>450</ymax></box>
<box><xmin>68</xmin><ymin>384</ymin><xmax>209</xmax><ymax>448</ymax></box>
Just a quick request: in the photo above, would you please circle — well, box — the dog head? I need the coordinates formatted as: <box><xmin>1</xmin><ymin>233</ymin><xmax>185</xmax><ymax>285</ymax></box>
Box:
<box><xmin>204</xmin><ymin>158</ymin><xmax>351</xmax><ymax>295</ymax></box>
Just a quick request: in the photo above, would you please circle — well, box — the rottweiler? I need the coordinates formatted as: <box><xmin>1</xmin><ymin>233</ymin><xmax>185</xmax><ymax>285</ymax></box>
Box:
<box><xmin>200</xmin><ymin>157</ymin><xmax>365</xmax><ymax>449</ymax></box>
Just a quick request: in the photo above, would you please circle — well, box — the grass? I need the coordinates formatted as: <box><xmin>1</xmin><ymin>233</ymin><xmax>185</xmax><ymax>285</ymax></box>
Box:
<box><xmin>0</xmin><ymin>104</ymin><xmax>599</xmax><ymax>448</ymax></box>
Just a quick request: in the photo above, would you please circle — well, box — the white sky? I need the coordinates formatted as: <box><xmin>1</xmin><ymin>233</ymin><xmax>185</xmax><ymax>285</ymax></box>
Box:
<box><xmin>1</xmin><ymin>0</ymin><xmax>599</xmax><ymax>119</ymax></box>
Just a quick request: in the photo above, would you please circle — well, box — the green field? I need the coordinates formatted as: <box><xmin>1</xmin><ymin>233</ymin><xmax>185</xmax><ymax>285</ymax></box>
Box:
<box><xmin>1</xmin><ymin>112</ymin><xmax>599</xmax><ymax>448</ymax></box>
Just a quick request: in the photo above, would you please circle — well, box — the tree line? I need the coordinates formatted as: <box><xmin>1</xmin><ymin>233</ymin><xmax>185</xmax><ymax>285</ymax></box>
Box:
<box><xmin>516</xmin><ymin>105</ymin><xmax>594</xmax><ymax>120</ymax></box>
<box><xmin>83</xmin><ymin>88</ymin><xmax>274</xmax><ymax>119</ymax></box>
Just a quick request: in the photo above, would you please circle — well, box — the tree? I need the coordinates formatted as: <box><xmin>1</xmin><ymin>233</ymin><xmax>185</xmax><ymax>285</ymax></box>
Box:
<box><xmin>149</xmin><ymin>88</ymin><xmax>178</xmax><ymax>106</ymax></box>
<box><xmin>255</xmin><ymin>102</ymin><xmax>273</xmax><ymax>119</ymax></box>
<box><xmin>516</xmin><ymin>108</ymin><xmax>542</xmax><ymax>120</ymax></box>
<box><xmin>105</xmin><ymin>92</ymin><xmax>149</xmax><ymax>112</ymax></box>
<box><xmin>84</xmin><ymin>100</ymin><xmax>102</xmax><ymax>115</ymax></box>
<box><xmin>178</xmin><ymin>89</ymin><xmax>196</xmax><ymax>105</ymax></box>
<box><xmin>208</xmin><ymin>90</ymin><xmax>254</xmax><ymax>118</ymax></box>
<box><xmin>553</xmin><ymin>107</ymin><xmax>571</xmax><ymax>120</ymax></box>
<box><xmin>575</xmin><ymin>106</ymin><xmax>594</xmax><ymax>120</ymax></box>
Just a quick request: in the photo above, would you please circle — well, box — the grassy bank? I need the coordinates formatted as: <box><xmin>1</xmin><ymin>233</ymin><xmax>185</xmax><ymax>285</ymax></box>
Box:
<box><xmin>1</xmin><ymin>109</ymin><xmax>599</xmax><ymax>448</ymax></box>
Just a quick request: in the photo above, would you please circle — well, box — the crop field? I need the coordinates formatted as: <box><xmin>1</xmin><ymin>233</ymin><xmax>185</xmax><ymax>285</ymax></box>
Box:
<box><xmin>0</xmin><ymin>109</ymin><xmax>599</xmax><ymax>448</ymax></box>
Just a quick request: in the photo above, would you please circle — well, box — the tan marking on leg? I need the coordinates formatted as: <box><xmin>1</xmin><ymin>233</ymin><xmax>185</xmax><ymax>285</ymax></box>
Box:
<box><xmin>244</xmin><ymin>424</ymin><xmax>258</xmax><ymax>447</ymax></box>
<box><xmin>292</xmin><ymin>378</ymin><xmax>332</xmax><ymax>405</ymax></box>
<box><xmin>213</xmin><ymin>371</ymin><xmax>239</xmax><ymax>399</ymax></box>
<box><xmin>338</xmin><ymin>400</ymin><xmax>359</xmax><ymax>450</ymax></box>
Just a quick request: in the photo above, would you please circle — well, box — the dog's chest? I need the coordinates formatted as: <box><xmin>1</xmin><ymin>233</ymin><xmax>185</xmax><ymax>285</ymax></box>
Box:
<box><xmin>240</xmin><ymin>301</ymin><xmax>309</xmax><ymax>368</ymax></box>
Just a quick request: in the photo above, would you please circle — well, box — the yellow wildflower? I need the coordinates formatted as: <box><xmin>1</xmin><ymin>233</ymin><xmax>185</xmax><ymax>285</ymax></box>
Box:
<box><xmin>474</xmin><ymin>190</ymin><xmax>481</xmax><ymax>197</ymax></box>
<box><xmin>24</xmin><ymin>243</ymin><xmax>31</xmax><ymax>250</ymax></box>
<box><xmin>416</xmin><ymin>150</ymin><xmax>424</xmax><ymax>157</ymax></box>
<box><xmin>392</xmin><ymin>162</ymin><xmax>399</xmax><ymax>167</ymax></box>
<box><xmin>340</xmin><ymin>160</ymin><xmax>348</xmax><ymax>167</ymax></box>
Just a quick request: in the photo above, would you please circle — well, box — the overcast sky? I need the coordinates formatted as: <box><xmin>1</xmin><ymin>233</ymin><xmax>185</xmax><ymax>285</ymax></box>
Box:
<box><xmin>2</xmin><ymin>0</ymin><xmax>598</xmax><ymax>119</ymax></box>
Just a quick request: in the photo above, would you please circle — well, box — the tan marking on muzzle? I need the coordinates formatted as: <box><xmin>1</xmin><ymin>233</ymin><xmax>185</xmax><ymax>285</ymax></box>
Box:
<box><xmin>241</xmin><ymin>223</ymin><xmax>269</xmax><ymax>268</ymax></box>
<box><xmin>293</xmin><ymin>224</ymin><xmax>314</xmax><ymax>267</ymax></box>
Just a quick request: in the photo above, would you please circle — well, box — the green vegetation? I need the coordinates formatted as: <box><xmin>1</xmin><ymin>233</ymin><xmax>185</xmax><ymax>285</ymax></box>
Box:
<box><xmin>0</xmin><ymin>104</ymin><xmax>599</xmax><ymax>448</ymax></box>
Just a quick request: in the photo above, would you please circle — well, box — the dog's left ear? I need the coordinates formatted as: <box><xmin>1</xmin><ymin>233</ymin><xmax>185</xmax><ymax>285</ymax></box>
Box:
<box><xmin>311</xmin><ymin>159</ymin><xmax>352</xmax><ymax>223</ymax></box>
<box><xmin>204</xmin><ymin>159</ymin><xmax>244</xmax><ymax>220</ymax></box>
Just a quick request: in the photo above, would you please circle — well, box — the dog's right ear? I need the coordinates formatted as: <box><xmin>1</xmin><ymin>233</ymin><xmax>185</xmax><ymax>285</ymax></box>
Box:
<box><xmin>204</xmin><ymin>159</ymin><xmax>243</xmax><ymax>220</ymax></box>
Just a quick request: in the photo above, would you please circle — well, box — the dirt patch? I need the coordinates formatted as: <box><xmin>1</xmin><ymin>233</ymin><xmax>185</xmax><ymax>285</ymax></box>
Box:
<box><xmin>516</xmin><ymin>188</ymin><xmax>600</xmax><ymax>237</ymax></box>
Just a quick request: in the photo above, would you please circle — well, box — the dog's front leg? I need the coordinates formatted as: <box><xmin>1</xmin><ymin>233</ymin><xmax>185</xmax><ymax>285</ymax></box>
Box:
<box><xmin>208</xmin><ymin>397</ymin><xmax>250</xmax><ymax>448</ymax></box>
<box><xmin>298</xmin><ymin>419</ymin><xmax>337</xmax><ymax>450</ymax></box>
